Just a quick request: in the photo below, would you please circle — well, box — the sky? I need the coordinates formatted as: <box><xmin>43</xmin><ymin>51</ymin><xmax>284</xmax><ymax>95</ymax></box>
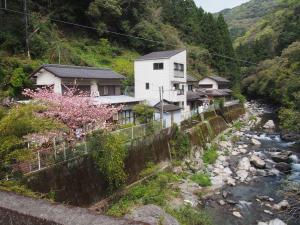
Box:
<box><xmin>194</xmin><ymin>0</ymin><xmax>250</xmax><ymax>13</ymax></box>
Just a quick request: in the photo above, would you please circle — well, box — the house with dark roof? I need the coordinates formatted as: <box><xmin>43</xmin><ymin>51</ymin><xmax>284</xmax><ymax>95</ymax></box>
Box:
<box><xmin>198</xmin><ymin>75</ymin><xmax>230</xmax><ymax>90</ymax></box>
<box><xmin>134</xmin><ymin>49</ymin><xmax>189</xmax><ymax>126</ymax></box>
<box><xmin>31</xmin><ymin>64</ymin><xmax>143</xmax><ymax>124</ymax></box>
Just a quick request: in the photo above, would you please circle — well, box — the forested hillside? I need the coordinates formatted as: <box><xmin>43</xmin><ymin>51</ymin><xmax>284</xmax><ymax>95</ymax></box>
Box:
<box><xmin>219</xmin><ymin>0</ymin><xmax>279</xmax><ymax>40</ymax></box>
<box><xmin>0</xmin><ymin>0</ymin><xmax>239</xmax><ymax>100</ymax></box>
<box><xmin>228</xmin><ymin>0</ymin><xmax>300</xmax><ymax>133</ymax></box>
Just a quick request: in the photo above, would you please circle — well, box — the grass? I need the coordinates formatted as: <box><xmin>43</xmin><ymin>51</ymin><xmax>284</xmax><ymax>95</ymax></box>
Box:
<box><xmin>0</xmin><ymin>180</ymin><xmax>39</xmax><ymax>198</ymax></box>
<box><xmin>106</xmin><ymin>171</ymin><xmax>181</xmax><ymax>217</ymax></box>
<box><xmin>190</xmin><ymin>173</ymin><xmax>211</xmax><ymax>187</ymax></box>
<box><xmin>167</xmin><ymin>205</ymin><xmax>212</xmax><ymax>225</ymax></box>
<box><xmin>202</xmin><ymin>145</ymin><xmax>218</xmax><ymax>165</ymax></box>
<box><xmin>232</xmin><ymin>120</ymin><xmax>245</xmax><ymax>131</ymax></box>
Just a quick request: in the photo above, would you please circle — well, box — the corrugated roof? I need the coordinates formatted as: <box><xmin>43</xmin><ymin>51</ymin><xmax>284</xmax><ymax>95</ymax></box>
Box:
<box><xmin>187</xmin><ymin>75</ymin><xmax>198</xmax><ymax>82</ymax></box>
<box><xmin>207</xmin><ymin>75</ymin><xmax>230</xmax><ymax>83</ymax></box>
<box><xmin>33</xmin><ymin>64</ymin><xmax>125</xmax><ymax>79</ymax></box>
<box><xmin>136</xmin><ymin>50</ymin><xmax>185</xmax><ymax>61</ymax></box>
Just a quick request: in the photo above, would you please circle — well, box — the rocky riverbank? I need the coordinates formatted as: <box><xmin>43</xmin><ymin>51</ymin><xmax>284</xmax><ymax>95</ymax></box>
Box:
<box><xmin>114</xmin><ymin>101</ymin><xmax>299</xmax><ymax>225</ymax></box>
<box><xmin>168</xmin><ymin>101</ymin><xmax>299</xmax><ymax>225</ymax></box>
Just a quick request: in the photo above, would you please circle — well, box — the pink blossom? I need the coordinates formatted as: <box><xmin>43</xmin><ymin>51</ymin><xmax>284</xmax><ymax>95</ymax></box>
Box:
<box><xmin>23</xmin><ymin>87</ymin><xmax>122</xmax><ymax>131</ymax></box>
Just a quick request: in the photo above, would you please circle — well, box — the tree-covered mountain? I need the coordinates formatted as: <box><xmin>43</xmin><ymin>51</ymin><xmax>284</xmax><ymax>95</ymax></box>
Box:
<box><xmin>219</xmin><ymin>0</ymin><xmax>279</xmax><ymax>40</ymax></box>
<box><xmin>0</xmin><ymin>0</ymin><xmax>239</xmax><ymax>100</ymax></box>
<box><xmin>229</xmin><ymin>0</ymin><xmax>300</xmax><ymax>133</ymax></box>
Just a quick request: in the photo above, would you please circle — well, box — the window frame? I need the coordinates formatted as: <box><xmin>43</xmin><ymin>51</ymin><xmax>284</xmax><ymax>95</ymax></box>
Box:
<box><xmin>153</xmin><ymin>63</ymin><xmax>164</xmax><ymax>70</ymax></box>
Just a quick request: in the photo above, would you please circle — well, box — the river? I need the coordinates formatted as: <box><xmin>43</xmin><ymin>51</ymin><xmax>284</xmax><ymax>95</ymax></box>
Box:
<box><xmin>204</xmin><ymin>103</ymin><xmax>300</xmax><ymax>225</ymax></box>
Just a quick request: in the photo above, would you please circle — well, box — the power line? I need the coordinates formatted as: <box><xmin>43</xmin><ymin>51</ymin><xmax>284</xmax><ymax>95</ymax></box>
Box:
<box><xmin>1</xmin><ymin>6</ymin><xmax>300</xmax><ymax>77</ymax></box>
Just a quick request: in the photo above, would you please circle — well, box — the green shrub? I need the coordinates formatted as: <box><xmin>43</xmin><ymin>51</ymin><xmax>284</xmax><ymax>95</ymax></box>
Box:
<box><xmin>133</xmin><ymin>104</ymin><xmax>155</xmax><ymax>124</ymax></box>
<box><xmin>107</xmin><ymin>171</ymin><xmax>180</xmax><ymax>217</ymax></box>
<box><xmin>190</xmin><ymin>173</ymin><xmax>211</xmax><ymax>187</ymax></box>
<box><xmin>170</xmin><ymin>124</ymin><xmax>191</xmax><ymax>160</ymax></box>
<box><xmin>168</xmin><ymin>205</ymin><xmax>212</xmax><ymax>225</ymax></box>
<box><xmin>88</xmin><ymin>131</ymin><xmax>128</xmax><ymax>191</ymax></box>
<box><xmin>202</xmin><ymin>145</ymin><xmax>218</xmax><ymax>165</ymax></box>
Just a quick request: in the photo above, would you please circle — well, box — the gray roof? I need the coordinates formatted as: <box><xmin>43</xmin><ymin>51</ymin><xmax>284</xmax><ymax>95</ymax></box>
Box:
<box><xmin>187</xmin><ymin>91</ymin><xmax>205</xmax><ymax>101</ymax></box>
<box><xmin>187</xmin><ymin>75</ymin><xmax>198</xmax><ymax>82</ymax></box>
<box><xmin>33</xmin><ymin>64</ymin><xmax>125</xmax><ymax>79</ymax></box>
<box><xmin>136</xmin><ymin>50</ymin><xmax>185</xmax><ymax>61</ymax></box>
<box><xmin>154</xmin><ymin>101</ymin><xmax>181</xmax><ymax>112</ymax></box>
<box><xmin>207</xmin><ymin>75</ymin><xmax>230</xmax><ymax>83</ymax></box>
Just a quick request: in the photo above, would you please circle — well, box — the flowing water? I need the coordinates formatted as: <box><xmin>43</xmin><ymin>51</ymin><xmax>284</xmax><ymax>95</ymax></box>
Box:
<box><xmin>205</xmin><ymin>112</ymin><xmax>300</xmax><ymax>225</ymax></box>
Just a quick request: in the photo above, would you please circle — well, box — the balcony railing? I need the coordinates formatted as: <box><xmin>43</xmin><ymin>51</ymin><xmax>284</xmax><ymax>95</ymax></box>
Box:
<box><xmin>174</xmin><ymin>70</ymin><xmax>184</xmax><ymax>78</ymax></box>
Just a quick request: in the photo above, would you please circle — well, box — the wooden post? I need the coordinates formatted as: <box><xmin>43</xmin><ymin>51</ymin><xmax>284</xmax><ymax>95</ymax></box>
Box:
<box><xmin>53</xmin><ymin>138</ymin><xmax>57</xmax><ymax>160</ymax></box>
<box><xmin>37</xmin><ymin>151</ymin><xmax>41</xmax><ymax>170</ymax></box>
<box><xmin>63</xmin><ymin>142</ymin><xmax>66</xmax><ymax>160</ymax></box>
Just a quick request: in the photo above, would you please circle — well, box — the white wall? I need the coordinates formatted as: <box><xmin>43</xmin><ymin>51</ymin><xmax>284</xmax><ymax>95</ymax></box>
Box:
<box><xmin>198</xmin><ymin>77</ymin><xmax>218</xmax><ymax>89</ymax></box>
<box><xmin>154</xmin><ymin>111</ymin><xmax>182</xmax><ymax>128</ymax></box>
<box><xmin>36</xmin><ymin>69</ymin><xmax>62</xmax><ymax>94</ymax></box>
<box><xmin>134</xmin><ymin>50</ymin><xmax>187</xmax><ymax>108</ymax></box>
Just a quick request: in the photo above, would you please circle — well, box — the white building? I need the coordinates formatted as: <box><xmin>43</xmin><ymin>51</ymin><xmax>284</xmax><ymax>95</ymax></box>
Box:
<box><xmin>134</xmin><ymin>50</ymin><xmax>189</xmax><ymax>126</ymax></box>
<box><xmin>198</xmin><ymin>76</ymin><xmax>230</xmax><ymax>90</ymax></box>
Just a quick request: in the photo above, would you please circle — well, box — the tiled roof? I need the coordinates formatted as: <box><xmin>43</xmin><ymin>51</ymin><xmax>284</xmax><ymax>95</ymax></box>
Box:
<box><xmin>33</xmin><ymin>64</ymin><xmax>125</xmax><ymax>79</ymax></box>
<box><xmin>136</xmin><ymin>50</ymin><xmax>185</xmax><ymax>61</ymax></box>
<box><xmin>207</xmin><ymin>75</ymin><xmax>230</xmax><ymax>83</ymax></box>
<box><xmin>187</xmin><ymin>91</ymin><xmax>205</xmax><ymax>101</ymax></box>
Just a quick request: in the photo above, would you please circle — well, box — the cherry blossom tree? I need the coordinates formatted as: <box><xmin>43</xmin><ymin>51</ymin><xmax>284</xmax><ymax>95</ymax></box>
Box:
<box><xmin>23</xmin><ymin>87</ymin><xmax>122</xmax><ymax>133</ymax></box>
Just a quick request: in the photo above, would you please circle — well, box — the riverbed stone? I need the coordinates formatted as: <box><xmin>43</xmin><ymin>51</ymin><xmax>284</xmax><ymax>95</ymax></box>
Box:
<box><xmin>251</xmin><ymin>138</ymin><xmax>262</xmax><ymax>146</ymax></box>
<box><xmin>236</xmin><ymin>170</ymin><xmax>248</xmax><ymax>182</ymax></box>
<box><xmin>238</xmin><ymin>157</ymin><xmax>251</xmax><ymax>171</ymax></box>
<box><xmin>232</xmin><ymin>211</ymin><xmax>242</xmax><ymax>218</ymax></box>
<box><xmin>275</xmin><ymin>162</ymin><xmax>291</xmax><ymax>173</ymax></box>
<box><xmin>271</xmin><ymin>151</ymin><xmax>293</xmax><ymax>163</ymax></box>
<box><xmin>273</xmin><ymin>200</ymin><xmax>290</xmax><ymax>210</ymax></box>
<box><xmin>250</xmin><ymin>155</ymin><xmax>266</xmax><ymax>169</ymax></box>
<box><xmin>218</xmin><ymin>200</ymin><xmax>226</xmax><ymax>206</ymax></box>
<box><xmin>268</xmin><ymin>218</ymin><xmax>287</xmax><ymax>225</ymax></box>
<box><xmin>263</xmin><ymin>120</ymin><xmax>275</xmax><ymax>129</ymax></box>
<box><xmin>125</xmin><ymin>204</ymin><xmax>180</xmax><ymax>225</ymax></box>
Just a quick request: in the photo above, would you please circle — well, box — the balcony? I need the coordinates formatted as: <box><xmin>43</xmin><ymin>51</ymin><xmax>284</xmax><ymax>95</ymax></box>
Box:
<box><xmin>174</xmin><ymin>70</ymin><xmax>184</xmax><ymax>78</ymax></box>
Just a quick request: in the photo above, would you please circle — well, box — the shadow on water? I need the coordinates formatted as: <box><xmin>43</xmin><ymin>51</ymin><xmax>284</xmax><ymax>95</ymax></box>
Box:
<box><xmin>204</xmin><ymin>110</ymin><xmax>300</xmax><ymax>225</ymax></box>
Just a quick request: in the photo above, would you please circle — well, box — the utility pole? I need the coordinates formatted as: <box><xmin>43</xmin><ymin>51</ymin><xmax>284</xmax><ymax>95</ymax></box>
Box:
<box><xmin>159</xmin><ymin>86</ymin><xmax>164</xmax><ymax>129</ymax></box>
<box><xmin>24</xmin><ymin>0</ymin><xmax>31</xmax><ymax>59</ymax></box>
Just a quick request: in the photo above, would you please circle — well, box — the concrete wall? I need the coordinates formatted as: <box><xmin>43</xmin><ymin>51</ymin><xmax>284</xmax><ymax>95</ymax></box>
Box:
<box><xmin>36</xmin><ymin>69</ymin><xmax>62</xmax><ymax>94</ymax></box>
<box><xmin>0</xmin><ymin>191</ymin><xmax>146</xmax><ymax>225</ymax></box>
<box><xmin>25</xmin><ymin>128</ymin><xmax>174</xmax><ymax>206</ymax></box>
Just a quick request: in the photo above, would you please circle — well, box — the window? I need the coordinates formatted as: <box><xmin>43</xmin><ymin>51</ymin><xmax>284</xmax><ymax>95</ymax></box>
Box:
<box><xmin>104</xmin><ymin>86</ymin><xmax>109</xmax><ymax>95</ymax></box>
<box><xmin>153</xmin><ymin>63</ymin><xmax>164</xmax><ymax>70</ymax></box>
<box><xmin>173</xmin><ymin>83</ymin><xmax>179</xmax><ymax>90</ymax></box>
<box><xmin>174</xmin><ymin>63</ymin><xmax>184</xmax><ymax>71</ymax></box>
<box><xmin>188</xmin><ymin>85</ymin><xmax>193</xmax><ymax>91</ymax></box>
<box><xmin>199</xmin><ymin>84</ymin><xmax>213</xmax><ymax>89</ymax></box>
<box><xmin>146</xmin><ymin>83</ymin><xmax>150</xmax><ymax>90</ymax></box>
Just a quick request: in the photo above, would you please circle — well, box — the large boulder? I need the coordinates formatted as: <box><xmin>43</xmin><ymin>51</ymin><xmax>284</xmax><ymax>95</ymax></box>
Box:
<box><xmin>250</xmin><ymin>155</ymin><xmax>266</xmax><ymax>169</ymax></box>
<box><xmin>271</xmin><ymin>151</ymin><xmax>293</xmax><ymax>163</ymax></box>
<box><xmin>281</xmin><ymin>132</ymin><xmax>300</xmax><ymax>142</ymax></box>
<box><xmin>268</xmin><ymin>218</ymin><xmax>287</xmax><ymax>225</ymax></box>
<box><xmin>125</xmin><ymin>205</ymin><xmax>179</xmax><ymax>225</ymax></box>
<box><xmin>238</xmin><ymin>157</ymin><xmax>251</xmax><ymax>171</ymax></box>
<box><xmin>275</xmin><ymin>162</ymin><xmax>291</xmax><ymax>173</ymax></box>
<box><xmin>236</xmin><ymin>170</ymin><xmax>248</xmax><ymax>182</ymax></box>
<box><xmin>251</xmin><ymin>138</ymin><xmax>261</xmax><ymax>146</ymax></box>
<box><xmin>263</xmin><ymin>120</ymin><xmax>275</xmax><ymax>129</ymax></box>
